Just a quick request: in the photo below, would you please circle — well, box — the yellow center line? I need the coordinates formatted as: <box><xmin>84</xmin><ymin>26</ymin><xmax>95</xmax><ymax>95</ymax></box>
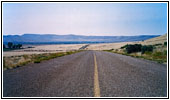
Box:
<box><xmin>93</xmin><ymin>53</ymin><xmax>101</xmax><ymax>97</ymax></box>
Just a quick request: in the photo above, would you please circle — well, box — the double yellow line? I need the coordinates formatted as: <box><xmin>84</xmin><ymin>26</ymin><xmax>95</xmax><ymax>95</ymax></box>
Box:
<box><xmin>93</xmin><ymin>54</ymin><xmax>101</xmax><ymax>97</ymax></box>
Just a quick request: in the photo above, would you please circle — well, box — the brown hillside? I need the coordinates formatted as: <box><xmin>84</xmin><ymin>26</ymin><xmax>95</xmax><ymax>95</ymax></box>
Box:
<box><xmin>140</xmin><ymin>34</ymin><xmax>167</xmax><ymax>45</ymax></box>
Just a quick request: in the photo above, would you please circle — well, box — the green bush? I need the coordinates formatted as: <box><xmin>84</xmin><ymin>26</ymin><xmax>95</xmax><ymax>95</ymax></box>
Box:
<box><xmin>164</xmin><ymin>50</ymin><xmax>167</xmax><ymax>55</ymax></box>
<box><xmin>23</xmin><ymin>55</ymin><xmax>29</xmax><ymax>59</ymax></box>
<box><xmin>34</xmin><ymin>60</ymin><xmax>41</xmax><ymax>63</ymax></box>
<box><xmin>126</xmin><ymin>44</ymin><xmax>142</xmax><ymax>53</ymax></box>
<box><xmin>154</xmin><ymin>43</ymin><xmax>162</xmax><ymax>46</ymax></box>
<box><xmin>153</xmin><ymin>51</ymin><xmax>162</xmax><ymax>57</ymax></box>
<box><xmin>152</xmin><ymin>52</ymin><xmax>166</xmax><ymax>62</ymax></box>
<box><xmin>121</xmin><ymin>44</ymin><xmax>128</xmax><ymax>49</ymax></box>
<box><xmin>141</xmin><ymin>45</ymin><xmax>153</xmax><ymax>54</ymax></box>
<box><xmin>144</xmin><ymin>51</ymin><xmax>152</xmax><ymax>55</ymax></box>
<box><xmin>164</xmin><ymin>42</ymin><xmax>167</xmax><ymax>46</ymax></box>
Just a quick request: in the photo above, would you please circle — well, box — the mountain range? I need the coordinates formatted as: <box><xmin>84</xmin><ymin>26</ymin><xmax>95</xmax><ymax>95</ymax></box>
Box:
<box><xmin>3</xmin><ymin>34</ymin><xmax>160</xmax><ymax>44</ymax></box>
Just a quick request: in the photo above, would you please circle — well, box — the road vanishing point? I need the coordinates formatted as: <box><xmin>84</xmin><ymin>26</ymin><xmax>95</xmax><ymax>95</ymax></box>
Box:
<box><xmin>3</xmin><ymin>51</ymin><xmax>167</xmax><ymax>97</ymax></box>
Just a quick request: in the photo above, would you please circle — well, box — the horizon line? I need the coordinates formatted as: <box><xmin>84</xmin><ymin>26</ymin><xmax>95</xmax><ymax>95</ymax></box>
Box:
<box><xmin>3</xmin><ymin>33</ymin><xmax>165</xmax><ymax>37</ymax></box>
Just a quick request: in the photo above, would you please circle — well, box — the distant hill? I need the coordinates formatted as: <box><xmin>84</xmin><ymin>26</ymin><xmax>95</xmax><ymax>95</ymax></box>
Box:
<box><xmin>140</xmin><ymin>33</ymin><xmax>167</xmax><ymax>45</ymax></box>
<box><xmin>3</xmin><ymin>34</ymin><xmax>160</xmax><ymax>44</ymax></box>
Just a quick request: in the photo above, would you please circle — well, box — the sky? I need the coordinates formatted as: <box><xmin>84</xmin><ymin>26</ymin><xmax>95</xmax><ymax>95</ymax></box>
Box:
<box><xmin>3</xmin><ymin>3</ymin><xmax>167</xmax><ymax>36</ymax></box>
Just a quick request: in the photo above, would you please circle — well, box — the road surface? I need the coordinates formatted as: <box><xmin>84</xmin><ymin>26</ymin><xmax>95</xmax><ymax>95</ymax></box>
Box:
<box><xmin>3</xmin><ymin>51</ymin><xmax>167</xmax><ymax>97</ymax></box>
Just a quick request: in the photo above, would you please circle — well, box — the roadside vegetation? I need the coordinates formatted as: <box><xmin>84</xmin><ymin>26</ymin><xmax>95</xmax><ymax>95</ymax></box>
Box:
<box><xmin>3</xmin><ymin>50</ymin><xmax>82</xmax><ymax>70</ymax></box>
<box><xmin>3</xmin><ymin>42</ymin><xmax>23</xmax><ymax>51</ymax></box>
<box><xmin>104</xmin><ymin>42</ymin><xmax>167</xmax><ymax>64</ymax></box>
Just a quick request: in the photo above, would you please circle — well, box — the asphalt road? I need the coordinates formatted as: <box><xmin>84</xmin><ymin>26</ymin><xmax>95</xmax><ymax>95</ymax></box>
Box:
<box><xmin>3</xmin><ymin>51</ymin><xmax>167</xmax><ymax>97</ymax></box>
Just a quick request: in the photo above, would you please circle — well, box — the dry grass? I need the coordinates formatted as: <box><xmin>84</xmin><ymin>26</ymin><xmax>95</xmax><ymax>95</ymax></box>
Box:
<box><xmin>104</xmin><ymin>43</ymin><xmax>167</xmax><ymax>64</ymax></box>
<box><xmin>140</xmin><ymin>34</ymin><xmax>167</xmax><ymax>45</ymax></box>
<box><xmin>103</xmin><ymin>34</ymin><xmax>167</xmax><ymax>64</ymax></box>
<box><xmin>3</xmin><ymin>50</ymin><xmax>82</xmax><ymax>70</ymax></box>
<box><xmin>3</xmin><ymin>44</ymin><xmax>86</xmax><ymax>57</ymax></box>
<box><xmin>87</xmin><ymin>34</ymin><xmax>167</xmax><ymax>51</ymax></box>
<box><xmin>86</xmin><ymin>42</ymin><xmax>135</xmax><ymax>50</ymax></box>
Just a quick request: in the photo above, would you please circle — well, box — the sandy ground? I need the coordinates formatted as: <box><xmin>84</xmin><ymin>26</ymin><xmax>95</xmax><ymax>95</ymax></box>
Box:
<box><xmin>86</xmin><ymin>34</ymin><xmax>167</xmax><ymax>51</ymax></box>
<box><xmin>24</xmin><ymin>44</ymin><xmax>86</xmax><ymax>51</ymax></box>
<box><xmin>3</xmin><ymin>34</ymin><xmax>167</xmax><ymax>57</ymax></box>
<box><xmin>140</xmin><ymin>34</ymin><xmax>167</xmax><ymax>45</ymax></box>
<box><xmin>3</xmin><ymin>44</ymin><xmax>86</xmax><ymax>57</ymax></box>
<box><xmin>3</xmin><ymin>42</ymin><xmax>136</xmax><ymax>57</ymax></box>
<box><xmin>85</xmin><ymin>42</ymin><xmax>136</xmax><ymax>50</ymax></box>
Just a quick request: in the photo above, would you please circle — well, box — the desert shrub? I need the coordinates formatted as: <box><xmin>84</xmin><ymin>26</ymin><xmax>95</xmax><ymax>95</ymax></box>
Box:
<box><xmin>33</xmin><ymin>54</ymin><xmax>47</xmax><ymax>63</ymax></box>
<box><xmin>153</xmin><ymin>52</ymin><xmax>162</xmax><ymax>56</ymax></box>
<box><xmin>66</xmin><ymin>52</ymin><xmax>73</xmax><ymax>55</ymax></box>
<box><xmin>34</xmin><ymin>60</ymin><xmax>41</xmax><ymax>63</ymax></box>
<box><xmin>23</xmin><ymin>55</ymin><xmax>29</xmax><ymax>59</ymax></box>
<box><xmin>144</xmin><ymin>51</ymin><xmax>152</xmax><ymax>55</ymax></box>
<box><xmin>164</xmin><ymin>42</ymin><xmax>167</xmax><ymax>46</ymax></box>
<box><xmin>103</xmin><ymin>50</ymin><xmax>112</xmax><ymax>52</ymax></box>
<box><xmin>154</xmin><ymin>43</ymin><xmax>162</xmax><ymax>46</ymax></box>
<box><xmin>17</xmin><ymin>60</ymin><xmax>31</xmax><ymax>67</ymax></box>
<box><xmin>164</xmin><ymin>50</ymin><xmax>167</xmax><ymax>55</ymax></box>
<box><xmin>141</xmin><ymin>45</ymin><xmax>153</xmax><ymax>54</ymax></box>
<box><xmin>152</xmin><ymin>52</ymin><xmax>166</xmax><ymax>59</ymax></box>
<box><xmin>152</xmin><ymin>51</ymin><xmax>167</xmax><ymax>63</ymax></box>
<box><xmin>57</xmin><ymin>53</ymin><xmax>65</xmax><ymax>57</ymax></box>
<box><xmin>126</xmin><ymin>44</ymin><xmax>142</xmax><ymax>53</ymax></box>
<box><xmin>121</xmin><ymin>44</ymin><xmax>128</xmax><ymax>49</ymax></box>
<box><xmin>33</xmin><ymin>53</ymin><xmax>65</xmax><ymax>63</ymax></box>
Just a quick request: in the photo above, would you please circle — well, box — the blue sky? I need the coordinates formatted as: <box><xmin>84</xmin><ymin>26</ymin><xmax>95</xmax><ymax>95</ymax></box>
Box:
<box><xmin>3</xmin><ymin>3</ymin><xmax>167</xmax><ymax>36</ymax></box>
